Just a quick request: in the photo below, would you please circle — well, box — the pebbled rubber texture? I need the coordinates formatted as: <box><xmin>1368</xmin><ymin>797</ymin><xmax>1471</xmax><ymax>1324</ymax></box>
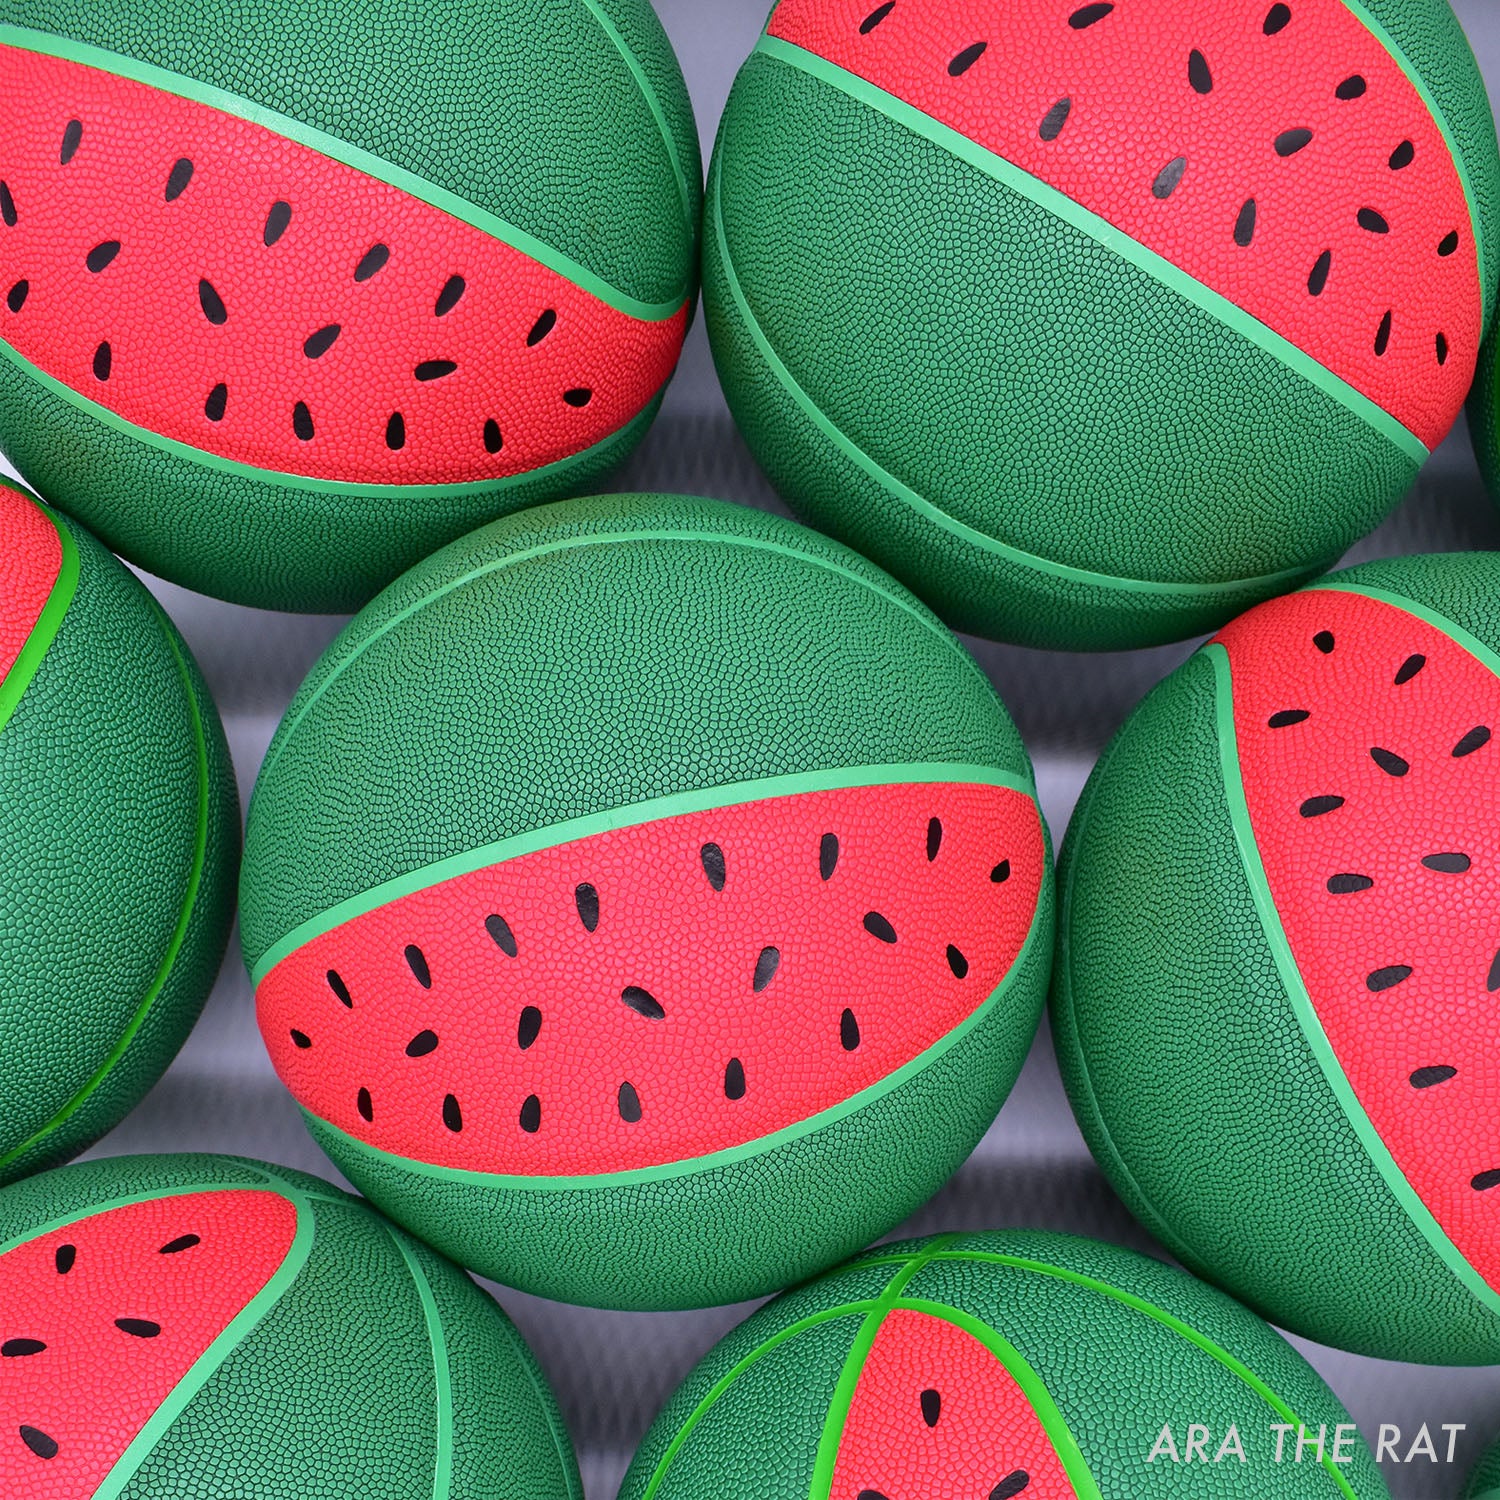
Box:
<box><xmin>0</xmin><ymin>482</ymin><xmax>239</xmax><ymax>1186</ymax></box>
<box><xmin>619</xmin><ymin>1230</ymin><xmax>1390</xmax><ymax>1500</ymax></box>
<box><xmin>0</xmin><ymin>1153</ymin><xmax>582</xmax><ymax>1500</ymax></box>
<box><xmin>704</xmin><ymin>1</ymin><xmax>1500</xmax><ymax>650</ymax></box>
<box><xmin>0</xmin><ymin>483</ymin><xmax>59</xmax><ymax>681</ymax></box>
<box><xmin>1054</xmin><ymin>551</ymin><xmax>1500</xmax><ymax>1363</ymax></box>
<box><xmin>242</xmin><ymin>493</ymin><xmax>1054</xmax><ymax>1309</ymax></box>
<box><xmin>1466</xmin><ymin>1435</ymin><xmax>1500</xmax><ymax>1499</ymax></box>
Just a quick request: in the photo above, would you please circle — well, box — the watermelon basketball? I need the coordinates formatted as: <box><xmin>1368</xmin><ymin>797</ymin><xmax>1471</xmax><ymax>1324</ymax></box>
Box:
<box><xmin>0</xmin><ymin>1</ymin><xmax>698</xmax><ymax>612</ymax></box>
<box><xmin>1467</xmin><ymin>1438</ymin><xmax>1500</xmax><ymax>1499</ymax></box>
<box><xmin>0</xmin><ymin>479</ymin><xmax>236</xmax><ymax>1184</ymax></box>
<box><xmin>620</xmin><ymin>1229</ymin><xmax>1388</xmax><ymax>1500</ymax></box>
<box><xmin>1468</xmin><ymin>323</ymin><xmax>1500</xmax><ymax>504</ymax></box>
<box><xmin>1055</xmin><ymin>552</ymin><xmax>1500</xmax><ymax>1362</ymax></box>
<box><xmin>0</xmin><ymin>1153</ymin><xmax>580</xmax><ymax>1498</ymax></box>
<box><xmin>704</xmin><ymin>1</ymin><xmax>1500</xmax><ymax>651</ymax></box>
<box><xmin>239</xmin><ymin>493</ymin><xmax>1053</xmax><ymax>1310</ymax></box>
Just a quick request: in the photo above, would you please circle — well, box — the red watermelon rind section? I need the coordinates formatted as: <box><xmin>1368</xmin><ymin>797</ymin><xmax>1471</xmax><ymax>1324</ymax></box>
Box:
<box><xmin>1212</xmin><ymin>592</ymin><xmax>1500</xmax><ymax>1322</ymax></box>
<box><xmin>0</xmin><ymin>480</ymin><xmax>75</xmax><ymax>736</ymax></box>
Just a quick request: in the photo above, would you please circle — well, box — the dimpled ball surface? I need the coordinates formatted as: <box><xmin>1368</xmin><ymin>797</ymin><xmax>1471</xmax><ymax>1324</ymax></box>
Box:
<box><xmin>239</xmin><ymin>493</ymin><xmax>1054</xmax><ymax>1310</ymax></box>
<box><xmin>0</xmin><ymin>1153</ymin><xmax>581</xmax><ymax>1499</ymax></box>
<box><xmin>619</xmin><ymin>1229</ymin><xmax>1388</xmax><ymax>1500</ymax></box>
<box><xmin>1466</xmin><ymin>1435</ymin><xmax>1500</xmax><ymax>1499</ymax></box>
<box><xmin>1055</xmin><ymin>552</ymin><xmax>1500</xmax><ymax>1363</ymax></box>
<box><xmin>705</xmin><ymin>0</ymin><xmax>1500</xmax><ymax>650</ymax></box>
<box><xmin>0</xmin><ymin>0</ymin><xmax>700</xmax><ymax>611</ymax></box>
<box><xmin>0</xmin><ymin>479</ymin><xmax>237</xmax><ymax>1186</ymax></box>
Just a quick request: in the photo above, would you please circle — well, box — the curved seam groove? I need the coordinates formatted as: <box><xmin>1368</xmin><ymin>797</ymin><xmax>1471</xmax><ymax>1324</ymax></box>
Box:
<box><xmin>387</xmin><ymin>1229</ymin><xmax>454</xmax><ymax>1500</ymax></box>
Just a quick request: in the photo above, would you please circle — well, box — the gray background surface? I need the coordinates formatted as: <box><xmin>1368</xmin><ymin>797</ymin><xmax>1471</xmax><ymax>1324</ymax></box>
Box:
<box><xmin>7</xmin><ymin>1</ymin><xmax>1500</xmax><ymax>1493</ymax></box>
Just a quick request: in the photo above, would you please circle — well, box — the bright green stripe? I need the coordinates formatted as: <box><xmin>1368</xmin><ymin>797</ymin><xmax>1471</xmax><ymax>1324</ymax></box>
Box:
<box><xmin>1209</xmin><ymin>641</ymin><xmax>1500</xmax><ymax>1321</ymax></box>
<box><xmin>0</xmin><ymin>486</ymin><xmax>77</xmax><ymax>737</ymax></box>
<box><xmin>390</xmin><ymin>1232</ymin><xmax>453</xmax><ymax>1500</ymax></box>
<box><xmin>252</xmin><ymin>760</ymin><xmax>1032</xmax><ymax>981</ymax></box>
<box><xmin>0</xmin><ymin>331</ymin><xmax>661</xmax><ymax>496</ymax></box>
<box><xmin>92</xmin><ymin>1172</ymin><xmax>316</xmax><ymax>1500</ymax></box>
<box><xmin>0</xmin><ymin>25</ymin><xmax>685</xmax><ymax>321</ymax></box>
<box><xmin>756</xmin><ymin>34</ymin><xmax>1426</xmax><ymax>470</ymax></box>
<box><xmin>0</xmin><ymin>600</ymin><xmax>212</xmax><ymax>1174</ymax></box>
<box><xmin>1317</xmin><ymin>581</ymin><xmax>1500</xmax><ymax>681</ymax></box>
<box><xmin>300</xmin><ymin>879</ymin><xmax>1046</xmax><ymax>1187</ymax></box>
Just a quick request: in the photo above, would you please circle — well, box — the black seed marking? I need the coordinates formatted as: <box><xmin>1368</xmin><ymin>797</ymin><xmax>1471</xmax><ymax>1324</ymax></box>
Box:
<box><xmin>404</xmin><ymin>945</ymin><xmax>431</xmax><ymax>988</ymax></box>
<box><xmin>165</xmin><ymin>157</ymin><xmax>195</xmax><ymax>202</ymax></box>
<box><xmin>20</xmin><ymin>1426</ymin><xmax>57</xmax><ymax>1460</ymax></box>
<box><xmin>264</xmin><ymin>201</ymin><xmax>292</xmax><ymax>246</ymax></box>
<box><xmin>859</xmin><ymin>1</ymin><xmax>895</xmax><ymax>31</ymax></box>
<box><xmin>86</xmin><ymin>240</ymin><xmax>120</xmax><ymax>273</ymax></box>
<box><xmin>443</xmin><ymin>1094</ymin><xmax>463</xmax><ymax>1132</ymax></box>
<box><xmin>354</xmin><ymin>243</ymin><xmax>390</xmax><ymax>281</ymax></box>
<box><xmin>6</xmin><ymin>280</ymin><xmax>27</xmax><ymax>313</ymax></box>
<box><xmin>1336</xmin><ymin>75</ymin><xmax>1367</xmax><ymax>100</ymax></box>
<box><xmin>1308</xmin><ymin>249</ymin><xmax>1332</xmax><ymax>296</ymax></box>
<box><xmin>518</xmin><ymin>1006</ymin><xmax>542</xmax><ymax>1050</ymax></box>
<box><xmin>1301</xmin><ymin>795</ymin><xmax>1344</xmax><ymax>817</ymax></box>
<box><xmin>618</xmin><ymin>1082</ymin><xmax>642</xmax><ymax>1123</ymax></box>
<box><xmin>1188</xmin><ymin>49</ymin><xmax>1213</xmax><ymax>95</ymax></box>
<box><xmin>701</xmin><ymin>842</ymin><xmax>727</xmax><ymax>891</ymax></box>
<box><xmin>303</xmin><ymin>324</ymin><xmax>341</xmax><ymax>359</ymax></box>
<box><xmin>841</xmin><ymin>1008</ymin><xmax>861</xmax><ymax>1051</ymax></box>
<box><xmin>1314</xmin><ymin>630</ymin><xmax>1336</xmax><ymax>654</ymax></box>
<box><xmin>1394</xmin><ymin>653</ymin><xmax>1427</xmax><ymax>685</ymax></box>
<box><xmin>486</xmin><ymin>913</ymin><xmax>518</xmax><ymax>957</ymax></box>
<box><xmin>725</xmin><ymin>1058</ymin><xmax>747</xmax><ymax>1100</ymax></box>
<box><xmin>857</xmin><ymin>1492</ymin><xmax>890</xmax><ymax>1500</ymax></box>
<box><xmin>563</xmin><ymin>387</ymin><xmax>593</xmax><ymax>408</ymax></box>
<box><xmin>290</xmin><ymin>1028</ymin><xmax>311</xmax><ymax>1049</ymax></box>
<box><xmin>1069</xmin><ymin>2</ymin><xmax>1114</xmax><ymax>27</ymax></box>
<box><xmin>622</xmin><ymin>986</ymin><xmax>666</xmax><ymax>1020</ymax></box>
<box><xmin>160</xmin><ymin>1234</ymin><xmax>201</xmax><ymax>1255</ymax></box>
<box><xmin>1269</xmin><ymin>709</ymin><xmax>1310</xmax><ymax>728</ymax></box>
<box><xmin>820</xmin><ymin>833</ymin><xmax>840</xmax><ymax>880</ymax></box>
<box><xmin>992</xmin><ymin>1475</ymin><xmax>1031</xmax><ymax>1500</ymax></box>
<box><xmin>1370</xmin><ymin>745</ymin><xmax>1408</xmax><ymax>777</ymax></box>
<box><xmin>1490</xmin><ymin>949</ymin><xmax>1500</xmax><ymax>993</ymax></box>
<box><xmin>406</xmin><ymin>1030</ymin><xmax>439</xmax><ymax>1058</ymax></box>
<box><xmin>927</xmin><ymin>817</ymin><xmax>943</xmax><ymax>861</ymax></box>
<box><xmin>357</xmin><ymin>1087</ymin><xmax>373</xmax><ymax>1122</ymax></box>
<box><xmin>204</xmin><ymin>382</ymin><xmax>227</xmax><ymax>421</ymax></box>
<box><xmin>327</xmin><ymin>969</ymin><xmax>353</xmax><ymax>1008</ymax></box>
<box><xmin>519</xmin><ymin>1094</ymin><xmax>541</xmax><ymax>1133</ymax></box>
<box><xmin>1424</xmin><ymin>853</ymin><xmax>1471</xmax><ymax>873</ymax></box>
<box><xmin>1437</xmin><ymin>332</ymin><xmax>1450</xmax><ymax>366</ymax></box>
<box><xmin>1367</xmin><ymin>964</ymin><xmax>1413</xmax><ymax>992</ymax></box>
<box><xmin>949</xmin><ymin>41</ymin><xmax>987</xmax><ymax>76</ymax></box>
<box><xmin>1473</xmin><ymin>1168</ymin><xmax>1500</xmax><ymax>1192</ymax></box>
<box><xmin>1275</xmin><ymin>127</ymin><xmax>1312</xmax><ymax>157</ymax></box>
<box><xmin>1039</xmin><ymin>97</ymin><xmax>1071</xmax><ymax>141</ymax></box>
<box><xmin>753</xmin><ymin>947</ymin><xmax>781</xmax><ymax>992</ymax></box>
<box><xmin>864</xmin><ymin>911</ymin><xmax>897</xmax><ymax>944</ymax></box>
<box><xmin>1234</xmin><ymin>198</ymin><xmax>1257</xmax><ymax>247</ymax></box>
<box><xmin>415</xmin><ymin>360</ymin><xmax>457</xmax><ymax>381</ymax></box>
<box><xmin>293</xmin><ymin>401</ymin><xmax>314</xmax><ymax>441</ymax></box>
<box><xmin>435</xmin><ymin>274</ymin><xmax>466</xmax><ymax>316</ymax></box>
<box><xmin>1439</xmin><ymin>230</ymin><xmax>1460</xmax><ymax>256</ymax></box>
<box><xmin>1410</xmin><ymin>1065</ymin><xmax>1457</xmax><ymax>1088</ymax></box>
<box><xmin>483</xmin><ymin>419</ymin><xmax>503</xmax><ymax>454</ymax></box>
<box><xmin>1265</xmin><ymin>3</ymin><xmax>1291</xmax><ymax>34</ymax></box>
<box><xmin>947</xmin><ymin>944</ymin><xmax>969</xmax><ymax>979</ymax></box>
<box><xmin>1454</xmin><ymin>726</ymin><xmax>1492</xmax><ymax>757</ymax></box>
<box><xmin>1389</xmin><ymin>139</ymin><xmax>1415</xmax><ymax>170</ymax></box>
<box><xmin>54</xmin><ymin>1246</ymin><xmax>74</xmax><ymax>1275</ymax></box>
<box><xmin>527</xmin><ymin>308</ymin><xmax>557</xmax><ymax>346</ymax></box>
<box><xmin>92</xmin><ymin>342</ymin><xmax>111</xmax><ymax>381</ymax></box>
<box><xmin>576</xmin><ymin>883</ymin><xmax>600</xmax><ymax>932</ymax></box>
<box><xmin>2</xmin><ymin>1340</ymin><xmax>44</xmax><ymax>1357</ymax></box>
<box><xmin>921</xmin><ymin>1387</ymin><xmax>941</xmax><ymax>1427</ymax></box>
<box><xmin>198</xmin><ymin>279</ymin><xmax>227</xmax><ymax>325</ymax></box>
<box><xmin>0</xmin><ymin>182</ymin><xmax>15</xmax><ymax>226</ymax></box>
<box><xmin>1327</xmin><ymin>873</ymin><xmax>1373</xmax><ymax>894</ymax></box>
<box><xmin>116</xmin><ymin>1319</ymin><xmax>161</xmax><ymax>1339</ymax></box>
<box><xmin>992</xmin><ymin>859</ymin><xmax>1011</xmax><ymax>883</ymax></box>
<box><xmin>1358</xmin><ymin>207</ymin><xmax>1390</xmax><ymax>234</ymax></box>
<box><xmin>1152</xmin><ymin>156</ymin><xmax>1187</xmax><ymax>199</ymax></box>
<box><xmin>60</xmin><ymin>119</ymin><xmax>82</xmax><ymax>165</ymax></box>
<box><xmin>385</xmin><ymin>411</ymin><xmax>406</xmax><ymax>451</ymax></box>
<box><xmin>1374</xmin><ymin>309</ymin><xmax>1393</xmax><ymax>356</ymax></box>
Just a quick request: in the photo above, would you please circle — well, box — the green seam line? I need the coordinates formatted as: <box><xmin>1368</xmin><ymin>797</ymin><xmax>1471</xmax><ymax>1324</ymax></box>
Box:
<box><xmin>1316</xmin><ymin>581</ymin><xmax>1500</xmax><ymax>680</ymax></box>
<box><xmin>0</xmin><ymin>333</ymin><xmax>663</xmax><ymax>496</ymax></box>
<box><xmin>0</xmin><ymin>484</ymin><xmax>77</xmax><ymax>738</ymax></box>
<box><xmin>91</xmin><ymin>1171</ymin><xmax>317</xmax><ymax>1500</ymax></box>
<box><xmin>251</xmin><ymin>761</ymin><xmax>1034</xmax><ymax>980</ymax></box>
<box><xmin>301</xmin><ymin>878</ymin><xmax>1046</xmax><ymax>1188</ymax></box>
<box><xmin>754</xmin><ymin>34</ymin><xmax>1427</xmax><ymax>471</ymax></box>
<box><xmin>0</xmin><ymin>596</ymin><xmax>213</xmax><ymax>1174</ymax></box>
<box><xmin>390</xmin><ymin>1232</ymin><xmax>453</xmax><ymax>1500</ymax></box>
<box><xmin>251</xmin><ymin>522</ymin><xmax>1002</xmax><ymax>800</ymax></box>
<box><xmin>0</xmin><ymin>25</ymin><xmax>686</xmax><ymax>322</ymax></box>
<box><xmin>1209</xmin><ymin>641</ymin><xmax>1500</xmax><ymax>1322</ymax></box>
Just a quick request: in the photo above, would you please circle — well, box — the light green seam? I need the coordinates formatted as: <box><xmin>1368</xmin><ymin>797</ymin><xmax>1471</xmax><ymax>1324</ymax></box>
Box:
<box><xmin>1209</xmin><ymin>641</ymin><xmax>1500</xmax><ymax>1322</ymax></box>
<box><xmin>753</xmin><ymin>34</ymin><xmax>1427</xmax><ymax>471</ymax></box>
<box><xmin>251</xmin><ymin>760</ymin><xmax>1034</xmax><ymax>980</ymax></box>
<box><xmin>0</xmin><ymin>596</ymin><xmax>213</xmax><ymax>1174</ymax></box>
<box><xmin>1318</xmin><ymin>581</ymin><xmax>1500</xmax><ymax>680</ymax></box>
<box><xmin>0</xmin><ymin>334</ymin><xmax>661</xmax><ymax>497</ymax></box>
<box><xmin>390</xmin><ymin>1232</ymin><xmax>453</xmax><ymax>1500</ymax></box>
<box><xmin>0</xmin><ymin>25</ymin><xmax>686</xmax><ymax>323</ymax></box>
<box><xmin>301</xmin><ymin>878</ymin><xmax>1046</xmax><ymax>1188</ymax></box>
<box><xmin>0</xmin><ymin>483</ymin><xmax>77</xmax><ymax>738</ymax></box>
